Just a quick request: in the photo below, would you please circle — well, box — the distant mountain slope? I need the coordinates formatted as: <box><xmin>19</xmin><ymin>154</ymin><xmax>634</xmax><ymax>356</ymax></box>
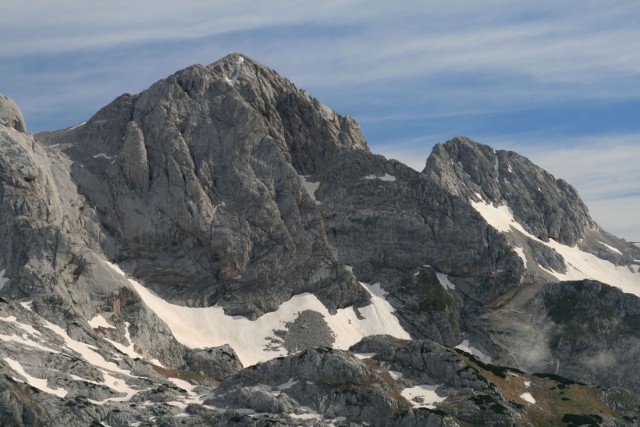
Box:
<box><xmin>1</xmin><ymin>54</ymin><xmax>639</xmax><ymax>425</ymax></box>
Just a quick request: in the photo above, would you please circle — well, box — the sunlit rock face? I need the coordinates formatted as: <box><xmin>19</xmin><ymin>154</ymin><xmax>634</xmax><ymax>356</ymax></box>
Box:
<box><xmin>0</xmin><ymin>94</ymin><xmax>26</xmax><ymax>132</ymax></box>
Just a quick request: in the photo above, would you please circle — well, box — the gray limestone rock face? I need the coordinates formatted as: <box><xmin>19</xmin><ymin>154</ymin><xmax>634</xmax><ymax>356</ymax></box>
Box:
<box><xmin>424</xmin><ymin>136</ymin><xmax>594</xmax><ymax>246</ymax></box>
<box><xmin>349</xmin><ymin>335</ymin><xmax>491</xmax><ymax>391</ymax></box>
<box><xmin>0</xmin><ymin>94</ymin><xmax>26</xmax><ymax>133</ymax></box>
<box><xmin>36</xmin><ymin>54</ymin><xmax>370</xmax><ymax>319</ymax></box>
<box><xmin>388</xmin><ymin>267</ymin><xmax>463</xmax><ymax>346</ymax></box>
<box><xmin>184</xmin><ymin>344</ymin><xmax>243</xmax><ymax>381</ymax></box>
<box><xmin>119</xmin><ymin>120</ymin><xmax>149</xmax><ymax>192</ymax></box>
<box><xmin>212</xmin><ymin>346</ymin><xmax>423</xmax><ymax>426</ymax></box>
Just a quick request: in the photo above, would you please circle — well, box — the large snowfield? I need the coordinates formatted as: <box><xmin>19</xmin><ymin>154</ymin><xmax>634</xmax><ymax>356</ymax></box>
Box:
<box><xmin>105</xmin><ymin>262</ymin><xmax>410</xmax><ymax>366</ymax></box>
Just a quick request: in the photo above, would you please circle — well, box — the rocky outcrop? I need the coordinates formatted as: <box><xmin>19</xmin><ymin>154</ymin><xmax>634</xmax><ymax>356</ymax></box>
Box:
<box><xmin>0</xmin><ymin>94</ymin><xmax>26</xmax><ymax>132</ymax></box>
<box><xmin>184</xmin><ymin>345</ymin><xmax>243</xmax><ymax>381</ymax></box>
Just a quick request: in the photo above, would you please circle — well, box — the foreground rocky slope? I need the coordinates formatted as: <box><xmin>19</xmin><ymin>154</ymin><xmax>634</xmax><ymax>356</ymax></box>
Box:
<box><xmin>1</xmin><ymin>54</ymin><xmax>640</xmax><ymax>425</ymax></box>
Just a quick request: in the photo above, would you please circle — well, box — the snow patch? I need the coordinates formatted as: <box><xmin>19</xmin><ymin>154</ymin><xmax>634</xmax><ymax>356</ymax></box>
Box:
<box><xmin>291</xmin><ymin>408</ymin><xmax>322</xmax><ymax>421</ymax></box>
<box><xmin>167</xmin><ymin>377</ymin><xmax>204</xmax><ymax>405</ymax></box>
<box><xmin>471</xmin><ymin>201</ymin><xmax>525</xmax><ymax>234</ymax></box>
<box><xmin>435</xmin><ymin>273</ymin><xmax>455</xmax><ymax>290</ymax></box>
<box><xmin>0</xmin><ymin>316</ymin><xmax>41</xmax><ymax>336</ymax></box>
<box><xmin>92</xmin><ymin>153</ymin><xmax>113</xmax><ymax>160</ymax></box>
<box><xmin>19</xmin><ymin>301</ymin><xmax>33</xmax><ymax>311</ymax></box>
<box><xmin>600</xmin><ymin>241</ymin><xmax>623</xmax><ymax>255</ymax></box>
<box><xmin>389</xmin><ymin>370</ymin><xmax>403</xmax><ymax>380</ymax></box>
<box><xmin>471</xmin><ymin>199</ymin><xmax>640</xmax><ymax>297</ymax></box>
<box><xmin>277</xmin><ymin>378</ymin><xmax>298</xmax><ymax>390</ymax></box>
<box><xmin>0</xmin><ymin>332</ymin><xmax>60</xmax><ymax>353</ymax></box>
<box><xmin>89</xmin><ymin>315</ymin><xmax>114</xmax><ymax>330</ymax></box>
<box><xmin>105</xmin><ymin>261</ymin><xmax>410</xmax><ymax>366</ymax></box>
<box><xmin>0</xmin><ymin>269</ymin><xmax>8</xmax><ymax>289</ymax></box>
<box><xmin>365</xmin><ymin>282</ymin><xmax>388</xmax><ymax>297</ymax></box>
<box><xmin>0</xmin><ymin>316</ymin><xmax>60</xmax><ymax>353</ymax></box>
<box><xmin>363</xmin><ymin>173</ymin><xmax>396</xmax><ymax>182</ymax></box>
<box><xmin>43</xmin><ymin>320</ymin><xmax>130</xmax><ymax>376</ymax></box>
<box><xmin>520</xmin><ymin>392</ymin><xmax>536</xmax><ymax>404</ymax></box>
<box><xmin>42</xmin><ymin>318</ymin><xmax>140</xmax><ymax>403</ymax></box>
<box><xmin>69</xmin><ymin>121</ymin><xmax>86</xmax><ymax>130</ymax></box>
<box><xmin>400</xmin><ymin>385</ymin><xmax>445</xmax><ymax>409</ymax></box>
<box><xmin>228</xmin><ymin>56</ymin><xmax>245</xmax><ymax>87</ymax></box>
<box><xmin>299</xmin><ymin>176</ymin><xmax>322</xmax><ymax>204</ymax></box>
<box><xmin>544</xmin><ymin>240</ymin><xmax>639</xmax><ymax>296</ymax></box>
<box><xmin>103</xmin><ymin>322</ymin><xmax>149</xmax><ymax>363</ymax></box>
<box><xmin>456</xmin><ymin>340</ymin><xmax>492</xmax><ymax>363</ymax></box>
<box><xmin>513</xmin><ymin>247</ymin><xmax>527</xmax><ymax>268</ymax></box>
<box><xmin>354</xmin><ymin>353</ymin><xmax>376</xmax><ymax>360</ymax></box>
<box><xmin>3</xmin><ymin>357</ymin><xmax>67</xmax><ymax>397</ymax></box>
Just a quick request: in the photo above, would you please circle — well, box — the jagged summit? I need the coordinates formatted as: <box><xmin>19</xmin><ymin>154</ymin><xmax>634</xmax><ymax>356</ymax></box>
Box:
<box><xmin>2</xmin><ymin>55</ymin><xmax>640</xmax><ymax>425</ymax></box>
<box><xmin>425</xmin><ymin>136</ymin><xmax>594</xmax><ymax>245</ymax></box>
<box><xmin>36</xmin><ymin>53</ymin><xmax>373</xmax><ymax>319</ymax></box>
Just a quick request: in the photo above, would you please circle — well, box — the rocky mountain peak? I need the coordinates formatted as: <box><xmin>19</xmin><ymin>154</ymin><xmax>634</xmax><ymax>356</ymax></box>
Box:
<box><xmin>424</xmin><ymin>136</ymin><xmax>594</xmax><ymax>245</ymax></box>
<box><xmin>35</xmin><ymin>53</ymin><xmax>372</xmax><ymax>319</ymax></box>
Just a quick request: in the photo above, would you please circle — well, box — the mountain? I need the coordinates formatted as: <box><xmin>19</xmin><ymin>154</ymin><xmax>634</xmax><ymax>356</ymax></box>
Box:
<box><xmin>1</xmin><ymin>54</ymin><xmax>640</xmax><ymax>426</ymax></box>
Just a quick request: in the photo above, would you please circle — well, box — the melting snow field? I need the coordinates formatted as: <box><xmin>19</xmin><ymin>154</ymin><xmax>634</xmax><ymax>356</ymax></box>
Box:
<box><xmin>363</xmin><ymin>173</ymin><xmax>396</xmax><ymax>182</ymax></box>
<box><xmin>600</xmin><ymin>241</ymin><xmax>623</xmax><ymax>255</ymax></box>
<box><xmin>520</xmin><ymin>379</ymin><xmax>536</xmax><ymax>404</ymax></box>
<box><xmin>41</xmin><ymin>317</ymin><xmax>139</xmax><ymax>404</ymax></box>
<box><xmin>89</xmin><ymin>315</ymin><xmax>114</xmax><ymax>329</ymax></box>
<box><xmin>105</xmin><ymin>261</ymin><xmax>410</xmax><ymax>366</ymax></box>
<box><xmin>455</xmin><ymin>339</ymin><xmax>492</xmax><ymax>363</ymax></box>
<box><xmin>3</xmin><ymin>357</ymin><xmax>68</xmax><ymax>398</ymax></box>
<box><xmin>299</xmin><ymin>175</ymin><xmax>322</xmax><ymax>204</ymax></box>
<box><xmin>0</xmin><ymin>315</ymin><xmax>60</xmax><ymax>353</ymax></box>
<box><xmin>520</xmin><ymin>391</ymin><xmax>536</xmax><ymax>404</ymax></box>
<box><xmin>471</xmin><ymin>199</ymin><xmax>640</xmax><ymax>297</ymax></box>
<box><xmin>400</xmin><ymin>385</ymin><xmax>445</xmax><ymax>409</ymax></box>
<box><xmin>513</xmin><ymin>247</ymin><xmax>527</xmax><ymax>268</ymax></box>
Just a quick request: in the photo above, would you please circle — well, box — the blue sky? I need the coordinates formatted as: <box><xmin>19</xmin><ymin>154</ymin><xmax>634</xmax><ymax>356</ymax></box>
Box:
<box><xmin>2</xmin><ymin>0</ymin><xmax>639</xmax><ymax>241</ymax></box>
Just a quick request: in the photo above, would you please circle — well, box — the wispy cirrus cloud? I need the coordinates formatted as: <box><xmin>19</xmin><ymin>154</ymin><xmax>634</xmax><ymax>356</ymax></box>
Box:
<box><xmin>1</xmin><ymin>1</ymin><xmax>638</xmax><ymax>240</ymax></box>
